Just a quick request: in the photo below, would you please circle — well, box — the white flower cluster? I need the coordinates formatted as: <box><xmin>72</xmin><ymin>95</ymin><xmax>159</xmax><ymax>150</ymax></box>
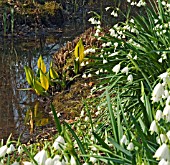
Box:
<box><xmin>109</xmin><ymin>24</ymin><xmax>126</xmax><ymax>39</ymax></box>
<box><xmin>82</xmin><ymin>73</ymin><xmax>92</xmax><ymax>78</ymax></box>
<box><xmin>108</xmin><ymin>20</ymin><xmax>140</xmax><ymax>45</ymax></box>
<box><xmin>151</xmin><ymin>72</ymin><xmax>170</xmax><ymax>103</ymax></box>
<box><xmin>150</xmin><ymin>71</ymin><xmax>170</xmax><ymax>164</ymax></box>
<box><xmin>84</xmin><ymin>48</ymin><xmax>96</xmax><ymax>55</ymax></box>
<box><xmin>111</xmin><ymin>10</ymin><xmax>118</xmax><ymax>17</ymax></box>
<box><xmin>0</xmin><ymin>136</ymin><xmax>78</xmax><ymax>165</ymax></box>
<box><xmin>161</xmin><ymin>1</ymin><xmax>170</xmax><ymax>13</ymax></box>
<box><xmin>153</xmin><ymin>21</ymin><xmax>170</xmax><ymax>36</ymax></box>
<box><xmin>102</xmin><ymin>41</ymin><xmax>112</xmax><ymax>47</ymax></box>
<box><xmin>94</xmin><ymin>25</ymin><xmax>101</xmax><ymax>36</ymax></box>
<box><xmin>112</xmin><ymin>63</ymin><xmax>133</xmax><ymax>82</ymax></box>
<box><xmin>88</xmin><ymin>17</ymin><xmax>101</xmax><ymax>25</ymax></box>
<box><xmin>127</xmin><ymin>0</ymin><xmax>146</xmax><ymax>7</ymax></box>
<box><xmin>158</xmin><ymin>52</ymin><xmax>167</xmax><ymax>63</ymax></box>
<box><xmin>0</xmin><ymin>144</ymin><xmax>24</xmax><ymax>165</ymax></box>
<box><xmin>95</xmin><ymin>68</ymin><xmax>107</xmax><ymax>75</ymax></box>
<box><xmin>120</xmin><ymin>135</ymin><xmax>135</xmax><ymax>151</ymax></box>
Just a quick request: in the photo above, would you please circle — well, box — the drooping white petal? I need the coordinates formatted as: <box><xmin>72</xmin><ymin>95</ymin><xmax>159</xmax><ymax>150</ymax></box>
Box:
<box><xmin>158</xmin><ymin>159</ymin><xmax>170</xmax><ymax>165</ymax></box>
<box><xmin>0</xmin><ymin>145</ymin><xmax>7</xmax><ymax>157</ymax></box>
<box><xmin>45</xmin><ymin>158</ymin><xmax>54</xmax><ymax>165</ymax></box>
<box><xmin>70</xmin><ymin>155</ymin><xmax>76</xmax><ymax>165</ymax></box>
<box><xmin>7</xmin><ymin>144</ymin><xmax>15</xmax><ymax>154</ymax></box>
<box><xmin>90</xmin><ymin>157</ymin><xmax>97</xmax><ymax>163</ymax></box>
<box><xmin>155</xmin><ymin>110</ymin><xmax>163</xmax><ymax>121</ymax></box>
<box><xmin>120</xmin><ymin>135</ymin><xmax>128</xmax><ymax>145</ymax></box>
<box><xmin>127</xmin><ymin>74</ymin><xmax>133</xmax><ymax>82</ymax></box>
<box><xmin>160</xmin><ymin>134</ymin><xmax>167</xmax><ymax>143</ymax></box>
<box><xmin>121</xmin><ymin>66</ymin><xmax>129</xmax><ymax>75</ymax></box>
<box><xmin>11</xmin><ymin>161</ymin><xmax>19</xmax><ymax>165</ymax></box>
<box><xmin>53</xmin><ymin>136</ymin><xmax>65</xmax><ymax>150</ymax></box>
<box><xmin>112</xmin><ymin>63</ymin><xmax>120</xmax><ymax>74</ymax></box>
<box><xmin>151</xmin><ymin>83</ymin><xmax>164</xmax><ymax>103</ymax></box>
<box><xmin>18</xmin><ymin>146</ymin><xmax>24</xmax><ymax>154</ymax></box>
<box><xmin>166</xmin><ymin>131</ymin><xmax>170</xmax><ymax>141</ymax></box>
<box><xmin>149</xmin><ymin>120</ymin><xmax>158</xmax><ymax>134</ymax></box>
<box><xmin>23</xmin><ymin>162</ymin><xmax>33</xmax><ymax>165</ymax></box>
<box><xmin>34</xmin><ymin>149</ymin><xmax>47</xmax><ymax>165</ymax></box>
<box><xmin>127</xmin><ymin>142</ymin><xmax>134</xmax><ymax>151</ymax></box>
<box><xmin>153</xmin><ymin>143</ymin><xmax>170</xmax><ymax>161</ymax></box>
<box><xmin>163</xmin><ymin>105</ymin><xmax>170</xmax><ymax>122</ymax></box>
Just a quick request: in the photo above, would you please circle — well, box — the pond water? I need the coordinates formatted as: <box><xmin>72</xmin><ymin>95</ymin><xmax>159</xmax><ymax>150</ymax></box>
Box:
<box><xmin>0</xmin><ymin>19</ymin><xmax>90</xmax><ymax>142</ymax></box>
<box><xmin>0</xmin><ymin>0</ymin><xmax>116</xmax><ymax>142</ymax></box>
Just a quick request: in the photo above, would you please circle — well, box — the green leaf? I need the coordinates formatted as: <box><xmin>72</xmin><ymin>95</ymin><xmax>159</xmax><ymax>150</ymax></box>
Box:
<box><xmin>93</xmin><ymin>132</ymin><xmax>112</xmax><ymax>153</ymax></box>
<box><xmin>74</xmin><ymin>59</ymin><xmax>79</xmax><ymax>74</ymax></box>
<box><xmin>24</xmin><ymin>66</ymin><xmax>34</xmax><ymax>87</ymax></box>
<box><xmin>51</xmin><ymin>103</ymin><xmax>62</xmax><ymax>134</ymax></box>
<box><xmin>106</xmin><ymin>89</ymin><xmax>118</xmax><ymax>143</ymax></box>
<box><xmin>50</xmin><ymin>67</ymin><xmax>59</xmax><ymax>79</ymax></box>
<box><xmin>64</xmin><ymin>122</ymin><xmax>87</xmax><ymax>161</ymax></box>
<box><xmin>33</xmin><ymin>79</ymin><xmax>44</xmax><ymax>95</ymax></box>
<box><xmin>40</xmin><ymin>70</ymin><xmax>49</xmax><ymax>91</ymax></box>
<box><xmin>108</xmin><ymin>138</ymin><xmax>132</xmax><ymax>157</ymax></box>
<box><xmin>131</xmin><ymin>115</ymin><xmax>153</xmax><ymax>160</ymax></box>
<box><xmin>22</xmin><ymin>145</ymin><xmax>38</xmax><ymax>165</ymax></box>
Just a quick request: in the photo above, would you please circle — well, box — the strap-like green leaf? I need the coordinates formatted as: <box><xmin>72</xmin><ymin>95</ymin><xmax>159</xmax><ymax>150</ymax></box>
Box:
<box><xmin>65</xmin><ymin>122</ymin><xmax>87</xmax><ymax>161</ymax></box>
<box><xmin>51</xmin><ymin>103</ymin><xmax>62</xmax><ymax>134</ymax></box>
<box><xmin>40</xmin><ymin>70</ymin><xmax>49</xmax><ymax>91</ymax></box>
<box><xmin>50</xmin><ymin>67</ymin><xmax>59</xmax><ymax>79</ymax></box>
<box><xmin>33</xmin><ymin>79</ymin><xmax>44</xmax><ymax>95</ymax></box>
<box><xmin>24</xmin><ymin>66</ymin><xmax>34</xmax><ymax>87</ymax></box>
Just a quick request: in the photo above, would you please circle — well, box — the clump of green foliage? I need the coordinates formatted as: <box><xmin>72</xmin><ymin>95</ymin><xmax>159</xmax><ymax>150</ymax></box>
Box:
<box><xmin>24</xmin><ymin>38</ymin><xmax>85</xmax><ymax>96</ymax></box>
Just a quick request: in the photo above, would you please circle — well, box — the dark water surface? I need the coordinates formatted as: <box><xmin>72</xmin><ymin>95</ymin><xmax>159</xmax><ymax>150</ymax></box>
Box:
<box><xmin>0</xmin><ymin>19</ymin><xmax>89</xmax><ymax>142</ymax></box>
<box><xmin>0</xmin><ymin>0</ymin><xmax>116</xmax><ymax>142</ymax></box>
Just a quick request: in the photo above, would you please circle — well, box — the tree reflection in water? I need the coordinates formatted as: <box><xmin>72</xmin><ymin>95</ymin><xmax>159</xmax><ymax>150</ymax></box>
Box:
<box><xmin>0</xmin><ymin>15</ymin><xmax>89</xmax><ymax>141</ymax></box>
<box><xmin>0</xmin><ymin>37</ymin><xmax>52</xmax><ymax>141</ymax></box>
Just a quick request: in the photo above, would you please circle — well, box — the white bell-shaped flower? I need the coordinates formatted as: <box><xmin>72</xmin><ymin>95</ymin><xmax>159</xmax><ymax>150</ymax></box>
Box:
<box><xmin>158</xmin><ymin>159</ymin><xmax>170</xmax><ymax>165</ymax></box>
<box><xmin>90</xmin><ymin>157</ymin><xmax>97</xmax><ymax>163</ymax></box>
<box><xmin>45</xmin><ymin>158</ymin><xmax>54</xmax><ymax>165</ymax></box>
<box><xmin>70</xmin><ymin>155</ymin><xmax>76</xmax><ymax>165</ymax></box>
<box><xmin>83</xmin><ymin>163</ymin><xmax>89</xmax><ymax>165</ymax></box>
<box><xmin>53</xmin><ymin>155</ymin><xmax>60</xmax><ymax>162</ymax></box>
<box><xmin>23</xmin><ymin>162</ymin><xmax>33</xmax><ymax>165</ymax></box>
<box><xmin>151</xmin><ymin>83</ymin><xmax>164</xmax><ymax>103</ymax></box>
<box><xmin>34</xmin><ymin>149</ymin><xmax>47</xmax><ymax>165</ymax></box>
<box><xmin>160</xmin><ymin>134</ymin><xmax>167</xmax><ymax>143</ymax></box>
<box><xmin>121</xmin><ymin>66</ymin><xmax>129</xmax><ymax>75</ymax></box>
<box><xmin>120</xmin><ymin>135</ymin><xmax>128</xmax><ymax>145</ymax></box>
<box><xmin>0</xmin><ymin>145</ymin><xmax>8</xmax><ymax>157</ymax></box>
<box><xmin>18</xmin><ymin>146</ymin><xmax>24</xmax><ymax>154</ymax></box>
<box><xmin>149</xmin><ymin>120</ymin><xmax>158</xmax><ymax>134</ymax></box>
<box><xmin>127</xmin><ymin>74</ymin><xmax>133</xmax><ymax>82</ymax></box>
<box><xmin>7</xmin><ymin>144</ymin><xmax>15</xmax><ymax>154</ymax></box>
<box><xmin>155</xmin><ymin>110</ymin><xmax>163</xmax><ymax>121</ymax></box>
<box><xmin>11</xmin><ymin>161</ymin><xmax>19</xmax><ymax>165</ymax></box>
<box><xmin>112</xmin><ymin>63</ymin><xmax>120</xmax><ymax>74</ymax></box>
<box><xmin>53</xmin><ymin>136</ymin><xmax>65</xmax><ymax>150</ymax></box>
<box><xmin>153</xmin><ymin>143</ymin><xmax>170</xmax><ymax>161</ymax></box>
<box><xmin>163</xmin><ymin>105</ymin><xmax>170</xmax><ymax>122</ymax></box>
<box><xmin>127</xmin><ymin>142</ymin><xmax>134</xmax><ymax>151</ymax></box>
